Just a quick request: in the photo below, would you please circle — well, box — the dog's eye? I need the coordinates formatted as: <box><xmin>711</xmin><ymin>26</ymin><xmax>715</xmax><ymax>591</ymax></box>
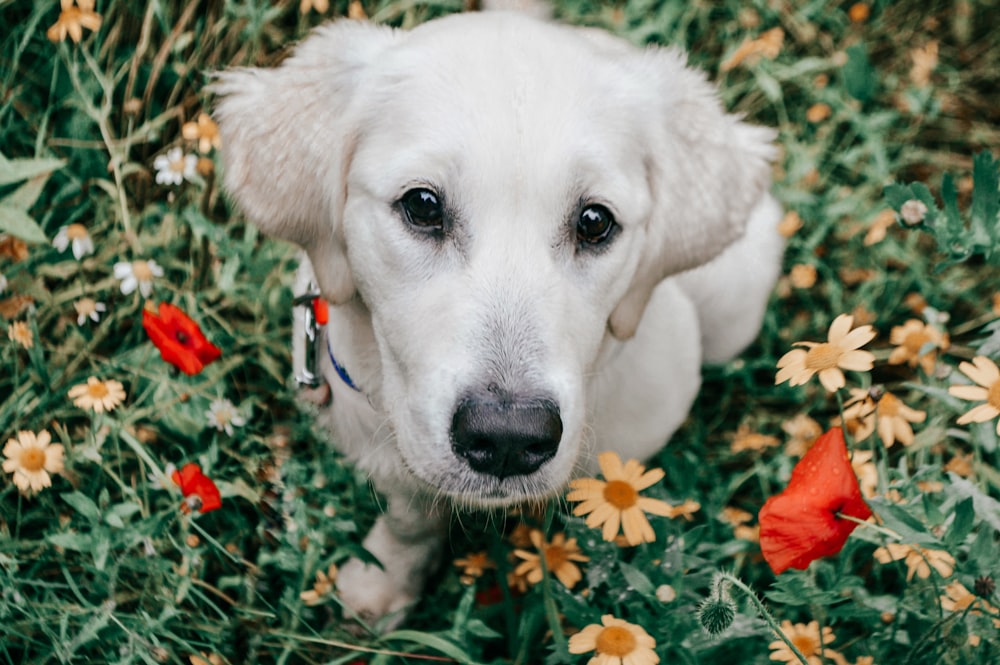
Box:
<box><xmin>577</xmin><ymin>204</ymin><xmax>616</xmax><ymax>245</ymax></box>
<box><xmin>399</xmin><ymin>188</ymin><xmax>444</xmax><ymax>229</ymax></box>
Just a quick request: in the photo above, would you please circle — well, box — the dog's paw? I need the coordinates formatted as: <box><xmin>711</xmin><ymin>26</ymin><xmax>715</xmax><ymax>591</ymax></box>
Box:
<box><xmin>336</xmin><ymin>557</ymin><xmax>416</xmax><ymax>631</ymax></box>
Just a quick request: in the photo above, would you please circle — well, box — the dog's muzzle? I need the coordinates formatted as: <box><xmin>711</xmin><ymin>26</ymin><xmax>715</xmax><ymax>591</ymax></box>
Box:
<box><xmin>450</xmin><ymin>394</ymin><xmax>562</xmax><ymax>478</ymax></box>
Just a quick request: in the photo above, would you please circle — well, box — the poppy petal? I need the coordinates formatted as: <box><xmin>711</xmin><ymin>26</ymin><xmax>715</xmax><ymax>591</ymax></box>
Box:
<box><xmin>759</xmin><ymin>428</ymin><xmax>871</xmax><ymax>574</ymax></box>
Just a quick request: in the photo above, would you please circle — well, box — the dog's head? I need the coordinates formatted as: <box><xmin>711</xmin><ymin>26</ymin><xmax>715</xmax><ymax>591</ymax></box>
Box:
<box><xmin>215</xmin><ymin>12</ymin><xmax>775</xmax><ymax>506</ymax></box>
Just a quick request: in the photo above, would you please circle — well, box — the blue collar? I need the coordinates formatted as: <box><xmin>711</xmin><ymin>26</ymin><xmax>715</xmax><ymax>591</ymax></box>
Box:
<box><xmin>327</xmin><ymin>334</ymin><xmax>361</xmax><ymax>392</ymax></box>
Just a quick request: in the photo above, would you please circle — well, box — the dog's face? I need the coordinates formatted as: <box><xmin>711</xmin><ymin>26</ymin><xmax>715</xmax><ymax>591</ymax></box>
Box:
<box><xmin>215</xmin><ymin>12</ymin><xmax>775</xmax><ymax>506</ymax></box>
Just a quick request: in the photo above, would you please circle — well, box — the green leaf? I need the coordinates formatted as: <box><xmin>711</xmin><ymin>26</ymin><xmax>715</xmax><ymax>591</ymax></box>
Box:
<box><xmin>47</xmin><ymin>531</ymin><xmax>94</xmax><ymax>552</ymax></box>
<box><xmin>843</xmin><ymin>44</ymin><xmax>876</xmax><ymax>102</ymax></box>
<box><xmin>970</xmin><ymin>151</ymin><xmax>1000</xmax><ymax>256</ymax></box>
<box><xmin>619</xmin><ymin>561</ymin><xmax>656</xmax><ymax>596</ymax></box>
<box><xmin>0</xmin><ymin>204</ymin><xmax>48</xmax><ymax>244</ymax></box>
<box><xmin>382</xmin><ymin>630</ymin><xmax>483</xmax><ymax>664</ymax></box>
<box><xmin>62</xmin><ymin>491</ymin><xmax>101</xmax><ymax>523</ymax></box>
<box><xmin>4</xmin><ymin>175</ymin><xmax>49</xmax><ymax>211</ymax></box>
<box><xmin>0</xmin><ymin>155</ymin><xmax>65</xmax><ymax>187</ymax></box>
<box><xmin>945</xmin><ymin>497</ymin><xmax>976</xmax><ymax>549</ymax></box>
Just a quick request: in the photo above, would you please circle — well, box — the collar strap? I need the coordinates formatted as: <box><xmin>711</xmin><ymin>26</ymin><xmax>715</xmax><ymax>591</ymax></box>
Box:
<box><xmin>293</xmin><ymin>291</ymin><xmax>361</xmax><ymax>393</ymax></box>
<box><xmin>326</xmin><ymin>333</ymin><xmax>361</xmax><ymax>392</ymax></box>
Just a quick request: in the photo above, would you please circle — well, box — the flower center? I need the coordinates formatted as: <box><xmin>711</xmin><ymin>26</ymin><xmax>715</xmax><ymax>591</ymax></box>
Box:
<box><xmin>595</xmin><ymin>625</ymin><xmax>637</xmax><ymax>657</ymax></box>
<box><xmin>66</xmin><ymin>223</ymin><xmax>88</xmax><ymax>240</ymax></box>
<box><xmin>170</xmin><ymin>156</ymin><xmax>187</xmax><ymax>173</ymax></box>
<box><xmin>903</xmin><ymin>330</ymin><xmax>931</xmax><ymax>354</ymax></box>
<box><xmin>543</xmin><ymin>544</ymin><xmax>569</xmax><ymax>573</ymax></box>
<box><xmin>132</xmin><ymin>260</ymin><xmax>153</xmax><ymax>281</ymax></box>
<box><xmin>603</xmin><ymin>480</ymin><xmax>639</xmax><ymax>509</ymax></box>
<box><xmin>877</xmin><ymin>393</ymin><xmax>900</xmax><ymax>417</ymax></box>
<box><xmin>20</xmin><ymin>447</ymin><xmax>47</xmax><ymax>472</ymax></box>
<box><xmin>988</xmin><ymin>379</ymin><xmax>1000</xmax><ymax>410</ymax></box>
<box><xmin>791</xmin><ymin>634</ymin><xmax>819</xmax><ymax>656</ymax></box>
<box><xmin>87</xmin><ymin>380</ymin><xmax>109</xmax><ymax>399</ymax></box>
<box><xmin>804</xmin><ymin>343</ymin><xmax>841</xmax><ymax>371</ymax></box>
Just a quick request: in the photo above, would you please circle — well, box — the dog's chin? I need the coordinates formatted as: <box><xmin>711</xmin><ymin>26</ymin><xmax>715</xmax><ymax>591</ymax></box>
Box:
<box><xmin>417</xmin><ymin>466</ymin><xmax>567</xmax><ymax>510</ymax></box>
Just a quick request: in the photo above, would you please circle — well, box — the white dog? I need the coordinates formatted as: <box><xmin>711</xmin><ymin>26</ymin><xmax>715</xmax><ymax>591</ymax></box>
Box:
<box><xmin>214</xmin><ymin>7</ymin><xmax>783</xmax><ymax>625</ymax></box>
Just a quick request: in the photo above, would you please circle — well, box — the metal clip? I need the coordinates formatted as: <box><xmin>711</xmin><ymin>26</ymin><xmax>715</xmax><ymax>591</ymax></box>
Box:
<box><xmin>293</xmin><ymin>285</ymin><xmax>323</xmax><ymax>388</ymax></box>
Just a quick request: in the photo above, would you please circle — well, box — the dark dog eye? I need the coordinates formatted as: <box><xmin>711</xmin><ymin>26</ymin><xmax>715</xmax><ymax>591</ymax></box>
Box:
<box><xmin>577</xmin><ymin>204</ymin><xmax>616</xmax><ymax>245</ymax></box>
<box><xmin>400</xmin><ymin>188</ymin><xmax>444</xmax><ymax>229</ymax></box>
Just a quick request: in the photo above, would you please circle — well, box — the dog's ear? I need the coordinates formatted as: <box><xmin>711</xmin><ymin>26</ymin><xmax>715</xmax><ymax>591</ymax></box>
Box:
<box><xmin>212</xmin><ymin>21</ymin><xmax>398</xmax><ymax>305</ymax></box>
<box><xmin>608</xmin><ymin>48</ymin><xmax>777</xmax><ymax>339</ymax></box>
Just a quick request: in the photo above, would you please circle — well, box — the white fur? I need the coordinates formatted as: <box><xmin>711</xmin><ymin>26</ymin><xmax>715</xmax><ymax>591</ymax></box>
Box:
<box><xmin>214</xmin><ymin>10</ymin><xmax>783</xmax><ymax>626</ymax></box>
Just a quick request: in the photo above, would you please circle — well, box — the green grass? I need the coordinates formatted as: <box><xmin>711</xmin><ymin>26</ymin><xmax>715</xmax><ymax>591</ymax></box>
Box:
<box><xmin>2</xmin><ymin>0</ymin><xmax>999</xmax><ymax>663</ymax></box>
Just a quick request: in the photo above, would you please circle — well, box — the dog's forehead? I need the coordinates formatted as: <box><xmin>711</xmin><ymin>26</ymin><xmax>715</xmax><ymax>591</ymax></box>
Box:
<box><xmin>351</xmin><ymin>14</ymin><xmax>649</xmax><ymax>204</ymax></box>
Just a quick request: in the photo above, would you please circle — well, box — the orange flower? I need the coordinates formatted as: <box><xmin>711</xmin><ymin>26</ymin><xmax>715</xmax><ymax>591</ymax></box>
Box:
<box><xmin>888</xmin><ymin>319</ymin><xmax>949</xmax><ymax>374</ymax></box>
<box><xmin>567</xmin><ymin>451</ymin><xmax>674</xmax><ymax>545</ymax></box>
<box><xmin>775</xmin><ymin>314</ymin><xmax>876</xmax><ymax>392</ymax></box>
<box><xmin>512</xmin><ymin>530</ymin><xmax>588</xmax><ymax>589</ymax></box>
<box><xmin>720</xmin><ymin>27</ymin><xmax>784</xmax><ymax>71</ymax></box>
<box><xmin>873</xmin><ymin>543</ymin><xmax>954</xmax><ymax>580</ymax></box>
<box><xmin>842</xmin><ymin>388</ymin><xmax>926</xmax><ymax>448</ymax></box>
<box><xmin>948</xmin><ymin>356</ymin><xmax>1000</xmax><ymax>434</ymax></box>
<box><xmin>182</xmin><ymin>113</ymin><xmax>222</xmax><ymax>154</ymax></box>
<box><xmin>758</xmin><ymin>428</ymin><xmax>871</xmax><ymax>574</ymax></box>
<box><xmin>47</xmin><ymin>0</ymin><xmax>102</xmax><ymax>43</ymax></box>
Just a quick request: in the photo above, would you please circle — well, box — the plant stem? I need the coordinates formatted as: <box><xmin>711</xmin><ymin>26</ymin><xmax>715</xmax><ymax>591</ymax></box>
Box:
<box><xmin>715</xmin><ymin>571</ymin><xmax>811</xmax><ymax>665</ymax></box>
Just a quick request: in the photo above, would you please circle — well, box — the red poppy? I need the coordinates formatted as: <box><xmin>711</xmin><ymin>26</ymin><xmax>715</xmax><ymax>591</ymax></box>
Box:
<box><xmin>143</xmin><ymin>302</ymin><xmax>221</xmax><ymax>375</ymax></box>
<box><xmin>758</xmin><ymin>427</ymin><xmax>871</xmax><ymax>574</ymax></box>
<box><xmin>171</xmin><ymin>463</ymin><xmax>222</xmax><ymax>513</ymax></box>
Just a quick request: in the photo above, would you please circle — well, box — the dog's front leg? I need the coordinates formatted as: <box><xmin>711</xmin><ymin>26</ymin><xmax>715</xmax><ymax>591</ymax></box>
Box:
<box><xmin>337</xmin><ymin>493</ymin><xmax>447</xmax><ymax>629</ymax></box>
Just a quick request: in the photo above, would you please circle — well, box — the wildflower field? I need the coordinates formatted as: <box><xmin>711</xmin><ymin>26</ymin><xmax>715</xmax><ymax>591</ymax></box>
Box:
<box><xmin>2</xmin><ymin>0</ymin><xmax>999</xmax><ymax>663</ymax></box>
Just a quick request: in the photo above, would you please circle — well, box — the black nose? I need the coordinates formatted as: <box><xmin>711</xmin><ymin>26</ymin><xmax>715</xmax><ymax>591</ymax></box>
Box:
<box><xmin>450</xmin><ymin>396</ymin><xmax>562</xmax><ymax>478</ymax></box>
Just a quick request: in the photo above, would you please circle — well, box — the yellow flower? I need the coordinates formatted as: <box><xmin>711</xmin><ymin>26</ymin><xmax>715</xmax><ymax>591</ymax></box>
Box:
<box><xmin>299</xmin><ymin>564</ymin><xmax>337</xmax><ymax>606</ymax></box>
<box><xmin>182</xmin><ymin>113</ymin><xmax>222</xmax><ymax>154</ymax></box>
<box><xmin>872</xmin><ymin>543</ymin><xmax>955</xmax><ymax>581</ymax></box>
<box><xmin>940</xmin><ymin>581</ymin><xmax>1000</xmax><ymax>628</ymax></box>
<box><xmin>3</xmin><ymin>430</ymin><xmax>65</xmax><ymax>495</ymax></box>
<box><xmin>568</xmin><ymin>615</ymin><xmax>659</xmax><ymax>665</ymax></box>
<box><xmin>512</xmin><ymin>530</ymin><xmax>588</xmax><ymax>589</ymax></box>
<box><xmin>567</xmin><ymin>452</ymin><xmax>674</xmax><ymax>545</ymax></box>
<box><xmin>730</xmin><ymin>423</ymin><xmax>781</xmax><ymax>453</ymax></box>
<box><xmin>720</xmin><ymin>27</ymin><xmax>784</xmax><ymax>72</ymax></box>
<box><xmin>888</xmin><ymin>319</ymin><xmax>949</xmax><ymax>375</ymax></box>
<box><xmin>68</xmin><ymin>376</ymin><xmax>126</xmax><ymax>413</ymax></box>
<box><xmin>7</xmin><ymin>321</ymin><xmax>33</xmax><ymax>349</ymax></box>
<box><xmin>843</xmin><ymin>388</ymin><xmax>926</xmax><ymax>448</ymax></box>
<box><xmin>46</xmin><ymin>0</ymin><xmax>102</xmax><ymax>43</ymax></box>
<box><xmin>782</xmin><ymin>414</ymin><xmax>823</xmax><ymax>457</ymax></box>
<box><xmin>299</xmin><ymin>0</ymin><xmax>329</xmax><ymax>14</ymax></box>
<box><xmin>777</xmin><ymin>211</ymin><xmax>803</xmax><ymax>238</ymax></box>
<box><xmin>454</xmin><ymin>551</ymin><xmax>494</xmax><ymax>583</ymax></box>
<box><xmin>948</xmin><ymin>356</ymin><xmax>1000</xmax><ymax>435</ymax></box>
<box><xmin>768</xmin><ymin>620</ymin><xmax>842</xmax><ymax>665</ymax></box>
<box><xmin>775</xmin><ymin>314</ymin><xmax>877</xmax><ymax>392</ymax></box>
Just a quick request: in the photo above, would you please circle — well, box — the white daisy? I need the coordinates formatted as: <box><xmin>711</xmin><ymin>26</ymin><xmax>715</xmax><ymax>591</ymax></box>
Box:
<box><xmin>205</xmin><ymin>398</ymin><xmax>247</xmax><ymax>436</ymax></box>
<box><xmin>153</xmin><ymin>147</ymin><xmax>197</xmax><ymax>186</ymax></box>
<box><xmin>74</xmin><ymin>297</ymin><xmax>107</xmax><ymax>325</ymax></box>
<box><xmin>113</xmin><ymin>259</ymin><xmax>163</xmax><ymax>297</ymax></box>
<box><xmin>52</xmin><ymin>223</ymin><xmax>95</xmax><ymax>260</ymax></box>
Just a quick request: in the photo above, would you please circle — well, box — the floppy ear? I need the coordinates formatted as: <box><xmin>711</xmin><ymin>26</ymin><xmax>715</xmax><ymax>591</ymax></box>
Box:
<box><xmin>212</xmin><ymin>21</ymin><xmax>398</xmax><ymax>305</ymax></box>
<box><xmin>608</xmin><ymin>48</ymin><xmax>777</xmax><ymax>339</ymax></box>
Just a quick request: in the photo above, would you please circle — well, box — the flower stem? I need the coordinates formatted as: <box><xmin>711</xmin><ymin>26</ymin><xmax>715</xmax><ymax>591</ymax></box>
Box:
<box><xmin>835</xmin><ymin>512</ymin><xmax>902</xmax><ymax>541</ymax></box>
<box><xmin>714</xmin><ymin>571</ymin><xmax>811</xmax><ymax>665</ymax></box>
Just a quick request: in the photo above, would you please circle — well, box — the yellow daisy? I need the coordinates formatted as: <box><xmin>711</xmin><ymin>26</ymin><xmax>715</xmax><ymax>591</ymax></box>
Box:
<box><xmin>568</xmin><ymin>615</ymin><xmax>659</xmax><ymax>665</ymax></box>
<box><xmin>948</xmin><ymin>356</ymin><xmax>1000</xmax><ymax>434</ymax></box>
<box><xmin>730</xmin><ymin>424</ymin><xmax>780</xmax><ymax>453</ymax></box>
<box><xmin>781</xmin><ymin>413</ymin><xmax>823</xmax><ymax>457</ymax></box>
<box><xmin>46</xmin><ymin>0</ymin><xmax>102</xmax><ymax>43</ymax></box>
<box><xmin>776</xmin><ymin>314</ymin><xmax>877</xmax><ymax>392</ymax></box>
<box><xmin>3</xmin><ymin>430</ymin><xmax>65</xmax><ymax>495</ymax></box>
<box><xmin>7</xmin><ymin>321</ymin><xmax>33</xmax><ymax>349</ymax></box>
<box><xmin>888</xmin><ymin>319</ymin><xmax>948</xmax><ymax>375</ymax></box>
<box><xmin>940</xmin><ymin>581</ymin><xmax>1000</xmax><ymax>628</ymax></box>
<box><xmin>512</xmin><ymin>530</ymin><xmax>588</xmax><ymax>589</ymax></box>
<box><xmin>567</xmin><ymin>452</ymin><xmax>674</xmax><ymax>546</ymax></box>
<box><xmin>181</xmin><ymin>113</ymin><xmax>222</xmax><ymax>154</ymax></box>
<box><xmin>843</xmin><ymin>388</ymin><xmax>926</xmax><ymax>448</ymax></box>
<box><xmin>768</xmin><ymin>620</ymin><xmax>842</xmax><ymax>665</ymax></box>
<box><xmin>68</xmin><ymin>376</ymin><xmax>126</xmax><ymax>413</ymax></box>
<box><xmin>454</xmin><ymin>551</ymin><xmax>494</xmax><ymax>584</ymax></box>
<box><xmin>299</xmin><ymin>564</ymin><xmax>337</xmax><ymax>606</ymax></box>
<box><xmin>872</xmin><ymin>543</ymin><xmax>955</xmax><ymax>581</ymax></box>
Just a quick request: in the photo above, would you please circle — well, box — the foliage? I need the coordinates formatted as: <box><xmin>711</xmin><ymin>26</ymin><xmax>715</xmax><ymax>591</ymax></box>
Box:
<box><xmin>2</xmin><ymin>0</ymin><xmax>999</xmax><ymax>664</ymax></box>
